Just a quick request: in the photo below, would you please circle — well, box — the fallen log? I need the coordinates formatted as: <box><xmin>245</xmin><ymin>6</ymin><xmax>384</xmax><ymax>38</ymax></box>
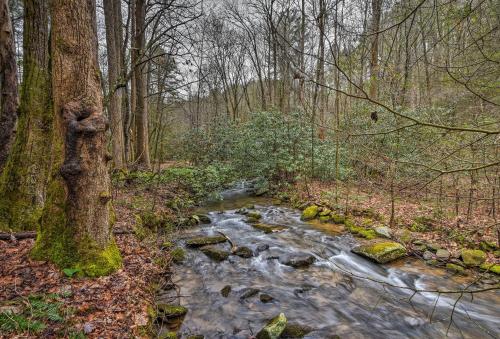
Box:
<box><xmin>0</xmin><ymin>229</ymin><xmax>134</xmax><ymax>241</ymax></box>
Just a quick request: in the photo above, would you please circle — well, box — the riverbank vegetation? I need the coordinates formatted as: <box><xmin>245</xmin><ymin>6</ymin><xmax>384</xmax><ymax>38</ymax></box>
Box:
<box><xmin>0</xmin><ymin>0</ymin><xmax>498</xmax><ymax>337</ymax></box>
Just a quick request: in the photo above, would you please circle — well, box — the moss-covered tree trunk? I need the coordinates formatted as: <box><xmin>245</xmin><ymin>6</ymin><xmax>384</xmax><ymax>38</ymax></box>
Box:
<box><xmin>32</xmin><ymin>0</ymin><xmax>121</xmax><ymax>276</ymax></box>
<box><xmin>0</xmin><ymin>0</ymin><xmax>19</xmax><ymax>171</ymax></box>
<box><xmin>0</xmin><ymin>0</ymin><xmax>51</xmax><ymax>231</ymax></box>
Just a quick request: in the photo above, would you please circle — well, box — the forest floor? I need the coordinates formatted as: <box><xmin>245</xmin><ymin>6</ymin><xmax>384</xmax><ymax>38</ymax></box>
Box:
<box><xmin>0</xmin><ymin>179</ymin><xmax>182</xmax><ymax>338</ymax></box>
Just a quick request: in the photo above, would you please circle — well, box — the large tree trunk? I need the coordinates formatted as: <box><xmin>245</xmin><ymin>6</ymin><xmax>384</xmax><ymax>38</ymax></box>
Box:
<box><xmin>32</xmin><ymin>0</ymin><xmax>121</xmax><ymax>277</ymax></box>
<box><xmin>104</xmin><ymin>0</ymin><xmax>126</xmax><ymax>169</ymax></box>
<box><xmin>0</xmin><ymin>0</ymin><xmax>19</xmax><ymax>171</ymax></box>
<box><xmin>133</xmin><ymin>0</ymin><xmax>150</xmax><ymax>168</ymax></box>
<box><xmin>0</xmin><ymin>0</ymin><xmax>51</xmax><ymax>231</ymax></box>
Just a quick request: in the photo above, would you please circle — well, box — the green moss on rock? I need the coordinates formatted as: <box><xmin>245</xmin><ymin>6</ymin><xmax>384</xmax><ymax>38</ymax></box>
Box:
<box><xmin>256</xmin><ymin>313</ymin><xmax>287</xmax><ymax>339</ymax></box>
<box><xmin>157</xmin><ymin>304</ymin><xmax>188</xmax><ymax>319</ymax></box>
<box><xmin>301</xmin><ymin>205</ymin><xmax>318</xmax><ymax>221</ymax></box>
<box><xmin>461</xmin><ymin>249</ymin><xmax>486</xmax><ymax>267</ymax></box>
<box><xmin>200</xmin><ymin>245</ymin><xmax>229</xmax><ymax>261</ymax></box>
<box><xmin>331</xmin><ymin>214</ymin><xmax>345</xmax><ymax>224</ymax></box>
<box><xmin>446</xmin><ymin>263</ymin><xmax>465</xmax><ymax>274</ymax></box>
<box><xmin>185</xmin><ymin>235</ymin><xmax>227</xmax><ymax>247</ymax></box>
<box><xmin>479</xmin><ymin>262</ymin><xmax>500</xmax><ymax>275</ymax></box>
<box><xmin>352</xmin><ymin>241</ymin><xmax>407</xmax><ymax>264</ymax></box>
<box><xmin>281</xmin><ymin>323</ymin><xmax>313</xmax><ymax>338</ymax></box>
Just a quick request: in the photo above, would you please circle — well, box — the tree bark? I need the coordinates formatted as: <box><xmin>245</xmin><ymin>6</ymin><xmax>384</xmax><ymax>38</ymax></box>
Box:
<box><xmin>0</xmin><ymin>0</ymin><xmax>52</xmax><ymax>231</ymax></box>
<box><xmin>0</xmin><ymin>0</ymin><xmax>19</xmax><ymax>171</ymax></box>
<box><xmin>369</xmin><ymin>0</ymin><xmax>382</xmax><ymax>99</ymax></box>
<box><xmin>133</xmin><ymin>0</ymin><xmax>150</xmax><ymax>168</ymax></box>
<box><xmin>32</xmin><ymin>0</ymin><xmax>121</xmax><ymax>277</ymax></box>
<box><xmin>104</xmin><ymin>0</ymin><xmax>126</xmax><ymax>169</ymax></box>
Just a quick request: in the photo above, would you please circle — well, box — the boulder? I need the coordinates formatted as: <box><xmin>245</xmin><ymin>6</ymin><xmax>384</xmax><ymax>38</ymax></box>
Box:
<box><xmin>435</xmin><ymin>249</ymin><xmax>450</xmax><ymax>260</ymax></box>
<box><xmin>301</xmin><ymin>205</ymin><xmax>319</xmax><ymax>221</ymax></box>
<box><xmin>234</xmin><ymin>246</ymin><xmax>254</xmax><ymax>258</ymax></box>
<box><xmin>425</xmin><ymin>259</ymin><xmax>439</xmax><ymax>266</ymax></box>
<box><xmin>239</xmin><ymin>288</ymin><xmax>260</xmax><ymax>300</ymax></box>
<box><xmin>374</xmin><ymin>226</ymin><xmax>392</xmax><ymax>239</ymax></box>
<box><xmin>319</xmin><ymin>215</ymin><xmax>331</xmax><ymax>223</ymax></box>
<box><xmin>480</xmin><ymin>241</ymin><xmax>498</xmax><ymax>252</ymax></box>
<box><xmin>279</xmin><ymin>254</ymin><xmax>315</xmax><ymax>268</ymax></box>
<box><xmin>259</xmin><ymin>293</ymin><xmax>274</xmax><ymax>303</ymax></box>
<box><xmin>427</xmin><ymin>243</ymin><xmax>441</xmax><ymax>252</ymax></box>
<box><xmin>220</xmin><ymin>285</ymin><xmax>231</xmax><ymax>297</ymax></box>
<box><xmin>256</xmin><ymin>313</ymin><xmax>287</xmax><ymax>339</ymax></box>
<box><xmin>200</xmin><ymin>246</ymin><xmax>230</xmax><ymax>261</ymax></box>
<box><xmin>422</xmin><ymin>251</ymin><xmax>434</xmax><ymax>261</ymax></box>
<box><xmin>280</xmin><ymin>323</ymin><xmax>313</xmax><ymax>338</ymax></box>
<box><xmin>461</xmin><ymin>249</ymin><xmax>486</xmax><ymax>267</ymax></box>
<box><xmin>319</xmin><ymin>208</ymin><xmax>332</xmax><ymax>216</ymax></box>
<box><xmin>252</xmin><ymin>223</ymin><xmax>288</xmax><ymax>234</ymax></box>
<box><xmin>185</xmin><ymin>235</ymin><xmax>227</xmax><ymax>248</ymax></box>
<box><xmin>352</xmin><ymin>241</ymin><xmax>407</xmax><ymax>264</ymax></box>
<box><xmin>157</xmin><ymin>304</ymin><xmax>188</xmax><ymax>319</ymax></box>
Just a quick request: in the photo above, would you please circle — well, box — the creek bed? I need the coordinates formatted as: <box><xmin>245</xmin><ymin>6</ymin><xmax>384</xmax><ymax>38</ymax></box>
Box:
<box><xmin>161</xmin><ymin>200</ymin><xmax>499</xmax><ymax>338</ymax></box>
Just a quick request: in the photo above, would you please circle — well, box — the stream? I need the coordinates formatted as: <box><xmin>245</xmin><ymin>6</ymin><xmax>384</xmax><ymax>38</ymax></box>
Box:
<box><xmin>160</xmin><ymin>190</ymin><xmax>499</xmax><ymax>338</ymax></box>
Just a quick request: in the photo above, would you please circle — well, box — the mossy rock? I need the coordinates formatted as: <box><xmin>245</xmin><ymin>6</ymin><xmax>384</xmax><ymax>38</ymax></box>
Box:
<box><xmin>399</xmin><ymin>229</ymin><xmax>412</xmax><ymax>243</ymax></box>
<box><xmin>319</xmin><ymin>215</ymin><xmax>331</xmax><ymax>223</ymax></box>
<box><xmin>279</xmin><ymin>254</ymin><xmax>315</xmax><ymax>268</ymax></box>
<box><xmin>410</xmin><ymin>222</ymin><xmax>429</xmax><ymax>233</ymax></box>
<box><xmin>480</xmin><ymin>241</ymin><xmax>498</xmax><ymax>252</ymax></box>
<box><xmin>196</xmin><ymin>214</ymin><xmax>211</xmax><ymax>224</ymax></box>
<box><xmin>479</xmin><ymin>262</ymin><xmax>500</xmax><ymax>275</ymax></box>
<box><xmin>234</xmin><ymin>246</ymin><xmax>254</xmax><ymax>258</ymax></box>
<box><xmin>256</xmin><ymin>313</ymin><xmax>287</xmax><ymax>339</ymax></box>
<box><xmin>280</xmin><ymin>323</ymin><xmax>313</xmax><ymax>338</ymax></box>
<box><xmin>446</xmin><ymin>263</ymin><xmax>465</xmax><ymax>275</ymax></box>
<box><xmin>461</xmin><ymin>249</ymin><xmax>486</xmax><ymax>267</ymax></box>
<box><xmin>170</xmin><ymin>247</ymin><xmax>186</xmax><ymax>264</ymax></box>
<box><xmin>200</xmin><ymin>245</ymin><xmax>229</xmax><ymax>261</ymax></box>
<box><xmin>252</xmin><ymin>223</ymin><xmax>288</xmax><ymax>234</ymax></box>
<box><xmin>185</xmin><ymin>235</ymin><xmax>227</xmax><ymax>248</ymax></box>
<box><xmin>426</xmin><ymin>259</ymin><xmax>439</xmax><ymax>266</ymax></box>
<box><xmin>247</xmin><ymin>211</ymin><xmax>262</xmax><ymax>220</ymax></box>
<box><xmin>157</xmin><ymin>304</ymin><xmax>187</xmax><ymax>319</ymax></box>
<box><xmin>319</xmin><ymin>208</ymin><xmax>332</xmax><ymax>216</ymax></box>
<box><xmin>435</xmin><ymin>249</ymin><xmax>450</xmax><ymax>260</ymax></box>
<box><xmin>352</xmin><ymin>241</ymin><xmax>407</xmax><ymax>264</ymax></box>
<box><xmin>300</xmin><ymin>205</ymin><xmax>319</xmax><ymax>221</ymax></box>
<box><xmin>331</xmin><ymin>214</ymin><xmax>345</xmax><ymax>224</ymax></box>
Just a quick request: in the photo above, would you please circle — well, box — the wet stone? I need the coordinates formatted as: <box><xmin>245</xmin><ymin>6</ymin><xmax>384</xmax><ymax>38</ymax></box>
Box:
<box><xmin>200</xmin><ymin>245</ymin><xmax>230</xmax><ymax>261</ymax></box>
<box><xmin>220</xmin><ymin>285</ymin><xmax>231</xmax><ymax>297</ymax></box>
<box><xmin>423</xmin><ymin>250</ymin><xmax>434</xmax><ymax>260</ymax></box>
<box><xmin>239</xmin><ymin>288</ymin><xmax>260</xmax><ymax>300</ymax></box>
<box><xmin>279</xmin><ymin>254</ymin><xmax>315</xmax><ymax>268</ymax></box>
<box><xmin>257</xmin><ymin>244</ymin><xmax>270</xmax><ymax>252</ymax></box>
<box><xmin>259</xmin><ymin>293</ymin><xmax>274</xmax><ymax>303</ymax></box>
<box><xmin>435</xmin><ymin>249</ymin><xmax>450</xmax><ymax>260</ymax></box>
<box><xmin>185</xmin><ymin>235</ymin><xmax>227</xmax><ymax>248</ymax></box>
<box><xmin>234</xmin><ymin>246</ymin><xmax>254</xmax><ymax>258</ymax></box>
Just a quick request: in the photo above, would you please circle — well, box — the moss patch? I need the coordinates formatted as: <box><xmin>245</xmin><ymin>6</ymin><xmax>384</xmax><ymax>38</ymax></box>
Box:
<box><xmin>256</xmin><ymin>313</ymin><xmax>287</xmax><ymax>339</ymax></box>
<box><xmin>479</xmin><ymin>262</ymin><xmax>500</xmax><ymax>275</ymax></box>
<box><xmin>157</xmin><ymin>304</ymin><xmax>187</xmax><ymax>319</ymax></box>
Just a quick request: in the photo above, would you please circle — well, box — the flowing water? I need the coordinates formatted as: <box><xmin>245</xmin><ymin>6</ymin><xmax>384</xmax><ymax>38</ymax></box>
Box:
<box><xmin>160</xmin><ymin>189</ymin><xmax>499</xmax><ymax>339</ymax></box>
